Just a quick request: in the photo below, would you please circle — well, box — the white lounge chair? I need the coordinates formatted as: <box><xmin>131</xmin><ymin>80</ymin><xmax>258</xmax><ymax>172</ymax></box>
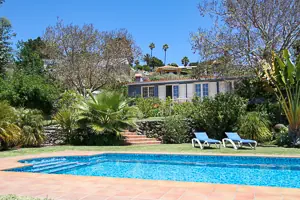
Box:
<box><xmin>222</xmin><ymin>132</ymin><xmax>257</xmax><ymax>150</ymax></box>
<box><xmin>192</xmin><ymin>132</ymin><xmax>222</xmax><ymax>150</ymax></box>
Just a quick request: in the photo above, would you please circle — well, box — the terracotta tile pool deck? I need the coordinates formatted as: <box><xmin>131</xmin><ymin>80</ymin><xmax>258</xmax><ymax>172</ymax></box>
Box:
<box><xmin>0</xmin><ymin>151</ymin><xmax>299</xmax><ymax>200</ymax></box>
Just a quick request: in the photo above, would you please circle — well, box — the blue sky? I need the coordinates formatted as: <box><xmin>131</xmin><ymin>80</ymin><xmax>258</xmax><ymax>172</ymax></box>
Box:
<box><xmin>1</xmin><ymin>0</ymin><xmax>212</xmax><ymax>65</ymax></box>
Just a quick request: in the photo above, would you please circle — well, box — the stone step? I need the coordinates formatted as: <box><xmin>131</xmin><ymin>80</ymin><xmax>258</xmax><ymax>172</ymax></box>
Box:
<box><xmin>125</xmin><ymin>138</ymin><xmax>159</xmax><ymax>143</ymax></box>
<box><xmin>121</xmin><ymin>131</ymin><xmax>137</xmax><ymax>135</ymax></box>
<box><xmin>123</xmin><ymin>135</ymin><xmax>147</xmax><ymax>139</ymax></box>
<box><xmin>125</xmin><ymin>141</ymin><xmax>161</xmax><ymax>145</ymax></box>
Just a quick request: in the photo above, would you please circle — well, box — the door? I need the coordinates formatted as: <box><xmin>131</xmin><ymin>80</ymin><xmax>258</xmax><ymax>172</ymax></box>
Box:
<box><xmin>166</xmin><ymin>85</ymin><xmax>172</xmax><ymax>98</ymax></box>
<box><xmin>158</xmin><ymin>85</ymin><xmax>166</xmax><ymax>100</ymax></box>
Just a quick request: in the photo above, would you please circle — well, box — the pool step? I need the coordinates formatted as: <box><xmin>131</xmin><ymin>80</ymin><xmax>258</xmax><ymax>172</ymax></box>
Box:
<box><xmin>121</xmin><ymin>130</ymin><xmax>161</xmax><ymax>145</ymax></box>
<box><xmin>33</xmin><ymin>161</ymin><xmax>66</xmax><ymax>168</ymax></box>
<box><xmin>44</xmin><ymin>163</ymin><xmax>86</xmax><ymax>174</ymax></box>
<box><xmin>30</xmin><ymin>162</ymin><xmax>77</xmax><ymax>172</ymax></box>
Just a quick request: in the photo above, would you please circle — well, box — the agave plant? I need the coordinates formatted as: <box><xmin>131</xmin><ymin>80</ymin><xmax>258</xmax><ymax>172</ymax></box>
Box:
<box><xmin>0</xmin><ymin>101</ymin><xmax>21</xmax><ymax>149</ymax></box>
<box><xmin>77</xmin><ymin>91</ymin><xmax>138</xmax><ymax>134</ymax></box>
<box><xmin>262</xmin><ymin>50</ymin><xmax>300</xmax><ymax>144</ymax></box>
<box><xmin>16</xmin><ymin>108</ymin><xmax>45</xmax><ymax>147</ymax></box>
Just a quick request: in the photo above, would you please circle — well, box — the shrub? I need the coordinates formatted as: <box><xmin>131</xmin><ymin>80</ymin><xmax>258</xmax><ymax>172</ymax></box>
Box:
<box><xmin>172</xmin><ymin>101</ymin><xmax>195</xmax><ymax>117</ymax></box>
<box><xmin>275</xmin><ymin>126</ymin><xmax>293</xmax><ymax>147</ymax></box>
<box><xmin>69</xmin><ymin>128</ymin><xmax>124</xmax><ymax>146</ymax></box>
<box><xmin>163</xmin><ymin>115</ymin><xmax>192</xmax><ymax>143</ymax></box>
<box><xmin>54</xmin><ymin>90</ymin><xmax>81</xmax><ymax>143</ymax></box>
<box><xmin>16</xmin><ymin>108</ymin><xmax>45</xmax><ymax>147</ymax></box>
<box><xmin>191</xmin><ymin>93</ymin><xmax>247</xmax><ymax>140</ymax></box>
<box><xmin>238</xmin><ymin>111</ymin><xmax>272</xmax><ymax>142</ymax></box>
<box><xmin>157</xmin><ymin>97</ymin><xmax>173</xmax><ymax>117</ymax></box>
<box><xmin>0</xmin><ymin>101</ymin><xmax>21</xmax><ymax>150</ymax></box>
<box><xmin>134</xmin><ymin>97</ymin><xmax>161</xmax><ymax>118</ymax></box>
<box><xmin>55</xmin><ymin>90</ymin><xmax>83</xmax><ymax>110</ymax></box>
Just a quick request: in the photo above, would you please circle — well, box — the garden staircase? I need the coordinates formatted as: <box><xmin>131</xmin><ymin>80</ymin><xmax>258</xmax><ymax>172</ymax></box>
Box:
<box><xmin>121</xmin><ymin>130</ymin><xmax>161</xmax><ymax>145</ymax></box>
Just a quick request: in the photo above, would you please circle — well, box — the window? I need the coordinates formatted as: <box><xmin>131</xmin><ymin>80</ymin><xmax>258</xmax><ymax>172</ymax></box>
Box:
<box><xmin>195</xmin><ymin>84</ymin><xmax>201</xmax><ymax>97</ymax></box>
<box><xmin>173</xmin><ymin>85</ymin><xmax>179</xmax><ymax>99</ymax></box>
<box><xmin>142</xmin><ymin>86</ymin><xmax>154</xmax><ymax>98</ymax></box>
<box><xmin>203</xmin><ymin>84</ymin><xmax>209</xmax><ymax>97</ymax></box>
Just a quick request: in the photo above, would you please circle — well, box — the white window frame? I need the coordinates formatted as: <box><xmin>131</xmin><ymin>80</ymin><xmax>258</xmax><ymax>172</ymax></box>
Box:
<box><xmin>203</xmin><ymin>83</ymin><xmax>209</xmax><ymax>97</ymax></box>
<box><xmin>195</xmin><ymin>83</ymin><xmax>202</xmax><ymax>97</ymax></box>
<box><xmin>141</xmin><ymin>86</ymin><xmax>155</xmax><ymax>98</ymax></box>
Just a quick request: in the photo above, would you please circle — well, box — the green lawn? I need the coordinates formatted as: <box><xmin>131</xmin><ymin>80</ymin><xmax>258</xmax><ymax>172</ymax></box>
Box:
<box><xmin>1</xmin><ymin>144</ymin><xmax>300</xmax><ymax>158</ymax></box>
<box><xmin>0</xmin><ymin>195</ymin><xmax>49</xmax><ymax>200</ymax></box>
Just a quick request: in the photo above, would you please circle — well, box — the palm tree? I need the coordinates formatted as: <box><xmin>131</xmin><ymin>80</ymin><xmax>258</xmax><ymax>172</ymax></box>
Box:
<box><xmin>163</xmin><ymin>44</ymin><xmax>169</xmax><ymax>65</ymax></box>
<box><xmin>134</xmin><ymin>60</ymin><xmax>140</xmax><ymax>66</ymax></box>
<box><xmin>181</xmin><ymin>56</ymin><xmax>190</xmax><ymax>66</ymax></box>
<box><xmin>0</xmin><ymin>101</ymin><xmax>21</xmax><ymax>150</ymax></box>
<box><xmin>16</xmin><ymin>108</ymin><xmax>45</xmax><ymax>147</ymax></box>
<box><xmin>149</xmin><ymin>43</ymin><xmax>155</xmax><ymax>57</ymax></box>
<box><xmin>143</xmin><ymin>54</ymin><xmax>151</xmax><ymax>66</ymax></box>
<box><xmin>77</xmin><ymin>91</ymin><xmax>138</xmax><ymax>134</ymax></box>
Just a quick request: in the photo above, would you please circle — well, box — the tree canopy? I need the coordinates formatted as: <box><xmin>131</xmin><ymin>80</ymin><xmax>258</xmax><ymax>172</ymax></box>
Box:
<box><xmin>43</xmin><ymin>20</ymin><xmax>141</xmax><ymax>95</ymax></box>
<box><xmin>16</xmin><ymin>37</ymin><xmax>48</xmax><ymax>75</ymax></box>
<box><xmin>191</xmin><ymin>0</ymin><xmax>300</xmax><ymax>73</ymax></box>
<box><xmin>0</xmin><ymin>18</ymin><xmax>15</xmax><ymax>75</ymax></box>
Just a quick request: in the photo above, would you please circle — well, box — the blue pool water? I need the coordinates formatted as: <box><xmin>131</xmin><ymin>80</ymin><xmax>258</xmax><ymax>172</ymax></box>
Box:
<box><xmin>5</xmin><ymin>153</ymin><xmax>300</xmax><ymax>188</ymax></box>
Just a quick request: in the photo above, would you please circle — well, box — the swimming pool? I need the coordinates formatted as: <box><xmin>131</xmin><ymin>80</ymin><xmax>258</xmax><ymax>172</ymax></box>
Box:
<box><xmin>5</xmin><ymin>153</ymin><xmax>300</xmax><ymax>188</ymax></box>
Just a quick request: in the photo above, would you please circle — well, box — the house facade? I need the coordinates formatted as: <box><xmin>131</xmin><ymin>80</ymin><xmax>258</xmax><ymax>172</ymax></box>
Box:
<box><xmin>127</xmin><ymin>78</ymin><xmax>236</xmax><ymax>101</ymax></box>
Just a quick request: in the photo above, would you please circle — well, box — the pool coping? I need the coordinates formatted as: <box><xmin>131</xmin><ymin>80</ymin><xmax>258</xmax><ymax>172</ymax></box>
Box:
<box><xmin>1</xmin><ymin>150</ymin><xmax>300</xmax><ymax>200</ymax></box>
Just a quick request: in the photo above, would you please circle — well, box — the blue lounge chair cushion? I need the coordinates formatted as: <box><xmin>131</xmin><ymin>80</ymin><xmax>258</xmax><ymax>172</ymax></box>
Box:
<box><xmin>225</xmin><ymin>132</ymin><xmax>242</xmax><ymax>140</ymax></box>
<box><xmin>225</xmin><ymin>132</ymin><xmax>257</xmax><ymax>143</ymax></box>
<box><xmin>194</xmin><ymin>132</ymin><xmax>220</xmax><ymax>143</ymax></box>
<box><xmin>195</xmin><ymin>132</ymin><xmax>209</xmax><ymax>140</ymax></box>
<box><xmin>239</xmin><ymin>139</ymin><xmax>256</xmax><ymax>144</ymax></box>
<box><xmin>205</xmin><ymin>139</ymin><xmax>221</xmax><ymax>144</ymax></box>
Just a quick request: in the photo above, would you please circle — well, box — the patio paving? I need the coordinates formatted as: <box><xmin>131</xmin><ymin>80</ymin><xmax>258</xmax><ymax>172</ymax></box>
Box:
<box><xmin>0</xmin><ymin>151</ymin><xmax>299</xmax><ymax>200</ymax></box>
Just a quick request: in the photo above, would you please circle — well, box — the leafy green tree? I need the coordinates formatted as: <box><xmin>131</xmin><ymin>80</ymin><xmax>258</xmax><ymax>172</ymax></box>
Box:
<box><xmin>151</xmin><ymin>56</ymin><xmax>164</xmax><ymax>67</ymax></box>
<box><xmin>189</xmin><ymin>62</ymin><xmax>199</xmax><ymax>66</ymax></box>
<box><xmin>181</xmin><ymin>56</ymin><xmax>189</xmax><ymax>66</ymax></box>
<box><xmin>262</xmin><ymin>50</ymin><xmax>300</xmax><ymax>144</ymax></box>
<box><xmin>77</xmin><ymin>91</ymin><xmax>138</xmax><ymax>134</ymax></box>
<box><xmin>0</xmin><ymin>101</ymin><xmax>21</xmax><ymax>150</ymax></box>
<box><xmin>0</xmin><ymin>73</ymin><xmax>61</xmax><ymax>114</ymax></box>
<box><xmin>16</xmin><ymin>37</ymin><xmax>48</xmax><ymax>75</ymax></box>
<box><xmin>0</xmin><ymin>18</ymin><xmax>15</xmax><ymax>75</ymax></box>
<box><xmin>163</xmin><ymin>44</ymin><xmax>169</xmax><ymax>65</ymax></box>
<box><xmin>16</xmin><ymin>108</ymin><xmax>45</xmax><ymax>147</ymax></box>
<box><xmin>143</xmin><ymin>54</ymin><xmax>151</xmax><ymax>66</ymax></box>
<box><xmin>168</xmin><ymin>63</ymin><xmax>178</xmax><ymax>67</ymax></box>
